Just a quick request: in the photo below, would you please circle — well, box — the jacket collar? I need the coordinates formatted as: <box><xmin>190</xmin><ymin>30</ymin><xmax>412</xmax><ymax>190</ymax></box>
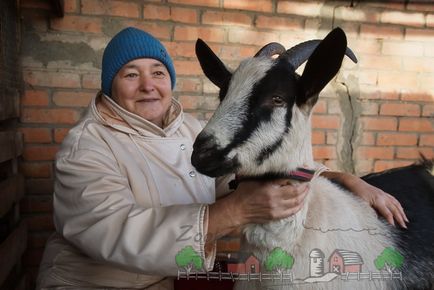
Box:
<box><xmin>91</xmin><ymin>92</ymin><xmax>184</xmax><ymax>137</ymax></box>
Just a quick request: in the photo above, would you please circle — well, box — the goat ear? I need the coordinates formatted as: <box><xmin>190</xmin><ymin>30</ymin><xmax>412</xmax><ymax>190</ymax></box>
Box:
<box><xmin>195</xmin><ymin>38</ymin><xmax>232</xmax><ymax>90</ymax></box>
<box><xmin>297</xmin><ymin>28</ymin><xmax>347</xmax><ymax>108</ymax></box>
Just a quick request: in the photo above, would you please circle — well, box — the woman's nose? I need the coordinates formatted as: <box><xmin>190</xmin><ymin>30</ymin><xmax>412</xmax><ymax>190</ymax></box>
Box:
<box><xmin>139</xmin><ymin>74</ymin><xmax>155</xmax><ymax>91</ymax></box>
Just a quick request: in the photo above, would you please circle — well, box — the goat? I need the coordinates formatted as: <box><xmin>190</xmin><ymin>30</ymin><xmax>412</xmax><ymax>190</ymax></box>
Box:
<box><xmin>191</xmin><ymin>28</ymin><xmax>434</xmax><ymax>290</ymax></box>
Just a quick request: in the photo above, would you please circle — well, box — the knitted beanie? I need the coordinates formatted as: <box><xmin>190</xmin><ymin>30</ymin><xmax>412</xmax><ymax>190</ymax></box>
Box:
<box><xmin>101</xmin><ymin>27</ymin><xmax>176</xmax><ymax>97</ymax></box>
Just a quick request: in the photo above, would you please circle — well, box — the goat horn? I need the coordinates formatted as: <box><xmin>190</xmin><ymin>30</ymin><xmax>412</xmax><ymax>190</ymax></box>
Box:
<box><xmin>286</xmin><ymin>40</ymin><xmax>358</xmax><ymax>69</ymax></box>
<box><xmin>254</xmin><ymin>42</ymin><xmax>286</xmax><ymax>58</ymax></box>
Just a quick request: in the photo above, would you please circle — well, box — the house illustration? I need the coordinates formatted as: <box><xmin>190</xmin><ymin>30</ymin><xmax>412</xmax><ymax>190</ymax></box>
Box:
<box><xmin>227</xmin><ymin>252</ymin><xmax>260</xmax><ymax>274</ymax></box>
<box><xmin>328</xmin><ymin>249</ymin><xmax>363</xmax><ymax>274</ymax></box>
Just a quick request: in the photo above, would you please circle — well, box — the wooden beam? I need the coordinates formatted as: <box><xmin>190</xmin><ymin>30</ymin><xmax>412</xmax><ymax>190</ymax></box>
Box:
<box><xmin>0</xmin><ymin>131</ymin><xmax>23</xmax><ymax>163</ymax></box>
<box><xmin>50</xmin><ymin>0</ymin><xmax>64</xmax><ymax>18</ymax></box>
<box><xmin>0</xmin><ymin>175</ymin><xmax>25</xmax><ymax>218</ymax></box>
<box><xmin>0</xmin><ymin>90</ymin><xmax>20</xmax><ymax>122</ymax></box>
<box><xmin>0</xmin><ymin>221</ymin><xmax>27</xmax><ymax>285</ymax></box>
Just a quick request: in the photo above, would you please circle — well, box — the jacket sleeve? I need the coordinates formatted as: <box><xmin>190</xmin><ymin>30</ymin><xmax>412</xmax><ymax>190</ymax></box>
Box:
<box><xmin>53</xmin><ymin>148</ymin><xmax>215</xmax><ymax>276</ymax></box>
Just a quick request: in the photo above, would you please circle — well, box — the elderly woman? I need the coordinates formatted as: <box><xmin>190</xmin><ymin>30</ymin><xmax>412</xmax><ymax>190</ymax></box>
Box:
<box><xmin>36</xmin><ymin>27</ymin><xmax>407</xmax><ymax>290</ymax></box>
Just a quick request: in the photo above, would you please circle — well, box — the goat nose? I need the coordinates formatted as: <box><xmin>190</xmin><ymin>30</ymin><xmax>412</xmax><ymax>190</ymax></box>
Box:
<box><xmin>193</xmin><ymin>133</ymin><xmax>217</xmax><ymax>154</ymax></box>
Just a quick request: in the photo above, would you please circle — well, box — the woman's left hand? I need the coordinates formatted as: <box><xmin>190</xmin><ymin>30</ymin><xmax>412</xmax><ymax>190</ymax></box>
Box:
<box><xmin>322</xmin><ymin>171</ymin><xmax>409</xmax><ymax>228</ymax></box>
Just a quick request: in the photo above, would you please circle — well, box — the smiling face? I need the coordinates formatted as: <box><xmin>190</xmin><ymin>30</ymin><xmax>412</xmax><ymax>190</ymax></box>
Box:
<box><xmin>111</xmin><ymin>58</ymin><xmax>172</xmax><ymax>127</ymax></box>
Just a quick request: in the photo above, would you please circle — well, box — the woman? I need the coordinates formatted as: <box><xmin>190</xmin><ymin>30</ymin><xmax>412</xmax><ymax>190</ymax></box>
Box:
<box><xmin>36</xmin><ymin>27</ymin><xmax>407</xmax><ymax>290</ymax></box>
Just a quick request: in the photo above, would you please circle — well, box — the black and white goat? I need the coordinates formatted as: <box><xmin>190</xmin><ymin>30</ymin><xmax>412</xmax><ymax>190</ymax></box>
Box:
<box><xmin>192</xmin><ymin>28</ymin><xmax>434</xmax><ymax>289</ymax></box>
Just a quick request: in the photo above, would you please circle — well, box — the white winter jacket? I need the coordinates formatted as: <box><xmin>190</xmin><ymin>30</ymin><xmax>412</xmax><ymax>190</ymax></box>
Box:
<box><xmin>36</xmin><ymin>93</ymin><xmax>232</xmax><ymax>289</ymax></box>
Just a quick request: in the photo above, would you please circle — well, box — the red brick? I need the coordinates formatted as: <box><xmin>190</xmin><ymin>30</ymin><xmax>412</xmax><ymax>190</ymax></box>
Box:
<box><xmin>381</xmin><ymin>11</ymin><xmax>425</xmax><ymax>27</ymax></box>
<box><xmin>123</xmin><ymin>21</ymin><xmax>172</xmax><ymax>40</ymax></box>
<box><xmin>25</xmin><ymin>214</ymin><xmax>54</xmax><ymax>231</ymax></box>
<box><xmin>164</xmin><ymin>41</ymin><xmax>196</xmax><ymax>58</ymax></box>
<box><xmin>382</xmin><ymin>41</ymin><xmax>424</xmax><ymax>56</ymax></box>
<box><xmin>21</xmin><ymin>196</ymin><xmax>53</xmax><ymax>213</ymax></box>
<box><xmin>399</xmin><ymin>118</ymin><xmax>433</xmax><ymax>132</ymax></box>
<box><xmin>420</xmin><ymin>134</ymin><xmax>434</xmax><ymax>146</ymax></box>
<box><xmin>312</xmin><ymin>146</ymin><xmax>337</xmax><ymax>159</ymax></box>
<box><xmin>171</xmin><ymin>7</ymin><xmax>198</xmax><ymax>24</ymax></box>
<box><xmin>378</xmin><ymin>72</ymin><xmax>420</xmax><ymax>90</ymax></box>
<box><xmin>21</xmin><ymin>108</ymin><xmax>80</xmax><ymax>125</ymax></box>
<box><xmin>174</xmin><ymin>26</ymin><xmax>225</xmax><ymax>42</ymax></box>
<box><xmin>25</xmin><ymin>179</ymin><xmax>54</xmax><ymax>195</ymax></box>
<box><xmin>326</xmin><ymin>132</ymin><xmax>337</xmax><ymax>145</ymax></box>
<box><xmin>360</xmin><ymin>24</ymin><xmax>404</xmax><ymax>40</ymax></box>
<box><xmin>403</xmin><ymin>58</ymin><xmax>434</xmax><ymax>73</ymax></box>
<box><xmin>354</xmin><ymin>70</ymin><xmax>378</xmax><ymax>86</ymax></box>
<box><xmin>419</xmin><ymin>74</ymin><xmax>434</xmax><ymax>91</ymax></box>
<box><xmin>255</xmin><ymin>15</ymin><xmax>303</xmax><ymax>30</ymax></box>
<box><xmin>168</xmin><ymin>0</ymin><xmax>219</xmax><ymax>7</ymax></box>
<box><xmin>380</xmin><ymin>103</ymin><xmax>420</xmax><ymax>116</ymax></box>
<box><xmin>312</xmin><ymin>130</ymin><xmax>325</xmax><ymax>145</ymax></box>
<box><xmin>277</xmin><ymin>1</ymin><xmax>322</xmax><ymax>17</ymax></box>
<box><xmin>178</xmin><ymin>95</ymin><xmax>201</xmax><ymax>110</ymax></box>
<box><xmin>360</xmin><ymin>117</ymin><xmax>397</xmax><ymax>131</ymax></box>
<box><xmin>359</xmin><ymin>55</ymin><xmax>402</xmax><ymax>70</ymax></box>
<box><xmin>82</xmin><ymin>74</ymin><xmax>100</xmax><ymax>90</ymax></box>
<box><xmin>23</xmin><ymin>145</ymin><xmax>60</xmax><ymax>161</ymax></box>
<box><xmin>360</xmin><ymin>102</ymin><xmax>379</xmax><ymax>115</ymax></box>
<box><xmin>311</xmin><ymin>115</ymin><xmax>340</xmax><ymax>129</ymax></box>
<box><xmin>312</xmin><ymin>100</ymin><xmax>327</xmax><ymax>114</ymax></box>
<box><xmin>334</xmin><ymin>6</ymin><xmax>380</xmax><ymax>23</ymax></box>
<box><xmin>224</xmin><ymin>0</ymin><xmax>272</xmax><ymax>12</ymax></box>
<box><xmin>374</xmin><ymin>160</ymin><xmax>414</xmax><ymax>172</ymax></box>
<box><xmin>22</xmin><ymin>89</ymin><xmax>50</xmax><ymax>106</ymax></box>
<box><xmin>400</xmin><ymin>91</ymin><xmax>432</xmax><ymax>102</ymax></box>
<box><xmin>19</xmin><ymin>127</ymin><xmax>52</xmax><ymax>143</ymax></box>
<box><xmin>405</xmin><ymin>28</ymin><xmax>434</xmax><ymax>42</ymax></box>
<box><xmin>24</xmin><ymin>71</ymin><xmax>81</xmax><ymax>88</ymax></box>
<box><xmin>422</xmin><ymin>104</ymin><xmax>434</xmax><ymax>117</ymax></box>
<box><xmin>174</xmin><ymin>78</ymin><xmax>201</xmax><ymax>92</ymax></box>
<box><xmin>396</xmin><ymin>147</ymin><xmax>433</xmax><ymax>159</ymax></box>
<box><xmin>359</xmin><ymin>132</ymin><xmax>375</xmax><ymax>145</ymax></box>
<box><xmin>356</xmin><ymin>146</ymin><xmax>394</xmax><ymax>159</ymax></box>
<box><xmin>81</xmin><ymin>0</ymin><xmax>140</xmax><ymax>17</ymax></box>
<box><xmin>407</xmin><ymin>3</ymin><xmax>434</xmax><ymax>12</ymax></box>
<box><xmin>50</xmin><ymin>15</ymin><xmax>102</xmax><ymax>33</ymax></box>
<box><xmin>174</xmin><ymin>60</ymin><xmax>203</xmax><ymax>76</ymax></box>
<box><xmin>349</xmin><ymin>39</ymin><xmax>382</xmax><ymax>55</ymax></box>
<box><xmin>53</xmin><ymin>91</ymin><xmax>94</xmax><ymax>107</ymax></box>
<box><xmin>377</xmin><ymin>133</ymin><xmax>418</xmax><ymax>146</ymax></box>
<box><xmin>143</xmin><ymin>4</ymin><xmax>170</xmax><ymax>20</ymax></box>
<box><xmin>20</xmin><ymin>161</ymin><xmax>52</xmax><ymax>178</ymax></box>
<box><xmin>64</xmin><ymin>0</ymin><xmax>78</xmax><ymax>12</ymax></box>
<box><xmin>202</xmin><ymin>11</ymin><xmax>252</xmax><ymax>27</ymax></box>
<box><xmin>228</xmin><ymin>28</ymin><xmax>278</xmax><ymax>46</ymax></box>
<box><xmin>54</xmin><ymin>128</ymin><xmax>71</xmax><ymax>144</ymax></box>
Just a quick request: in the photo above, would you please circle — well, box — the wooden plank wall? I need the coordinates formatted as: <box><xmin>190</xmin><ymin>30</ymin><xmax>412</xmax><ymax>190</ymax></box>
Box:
<box><xmin>0</xmin><ymin>0</ymin><xmax>27</xmax><ymax>289</ymax></box>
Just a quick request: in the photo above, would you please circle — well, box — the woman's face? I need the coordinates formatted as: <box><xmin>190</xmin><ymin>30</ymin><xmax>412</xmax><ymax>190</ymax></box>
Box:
<box><xmin>111</xmin><ymin>58</ymin><xmax>172</xmax><ymax>128</ymax></box>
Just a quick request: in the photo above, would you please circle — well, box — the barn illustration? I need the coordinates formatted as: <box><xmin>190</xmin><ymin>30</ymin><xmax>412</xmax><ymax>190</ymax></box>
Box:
<box><xmin>227</xmin><ymin>252</ymin><xmax>260</xmax><ymax>274</ymax></box>
<box><xmin>328</xmin><ymin>249</ymin><xmax>363</xmax><ymax>274</ymax></box>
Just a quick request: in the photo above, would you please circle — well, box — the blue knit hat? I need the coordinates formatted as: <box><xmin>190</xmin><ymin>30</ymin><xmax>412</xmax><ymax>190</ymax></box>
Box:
<box><xmin>101</xmin><ymin>27</ymin><xmax>176</xmax><ymax>97</ymax></box>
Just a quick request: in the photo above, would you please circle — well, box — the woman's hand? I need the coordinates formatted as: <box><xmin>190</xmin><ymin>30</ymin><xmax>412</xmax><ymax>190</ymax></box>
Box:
<box><xmin>206</xmin><ymin>180</ymin><xmax>309</xmax><ymax>242</ymax></box>
<box><xmin>322</xmin><ymin>171</ymin><xmax>409</xmax><ymax>228</ymax></box>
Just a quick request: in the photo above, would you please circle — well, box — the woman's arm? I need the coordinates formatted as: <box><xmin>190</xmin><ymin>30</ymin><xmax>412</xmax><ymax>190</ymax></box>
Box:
<box><xmin>321</xmin><ymin>171</ymin><xmax>409</xmax><ymax>228</ymax></box>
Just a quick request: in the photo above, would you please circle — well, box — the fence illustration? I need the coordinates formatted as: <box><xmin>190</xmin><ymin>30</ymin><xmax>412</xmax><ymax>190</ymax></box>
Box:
<box><xmin>177</xmin><ymin>270</ymin><xmax>294</xmax><ymax>282</ymax></box>
<box><xmin>341</xmin><ymin>271</ymin><xmax>403</xmax><ymax>281</ymax></box>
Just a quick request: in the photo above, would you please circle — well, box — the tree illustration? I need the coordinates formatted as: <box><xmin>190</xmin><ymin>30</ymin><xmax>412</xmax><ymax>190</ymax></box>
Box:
<box><xmin>264</xmin><ymin>247</ymin><xmax>294</xmax><ymax>274</ymax></box>
<box><xmin>175</xmin><ymin>246</ymin><xmax>203</xmax><ymax>274</ymax></box>
<box><xmin>374</xmin><ymin>247</ymin><xmax>404</xmax><ymax>273</ymax></box>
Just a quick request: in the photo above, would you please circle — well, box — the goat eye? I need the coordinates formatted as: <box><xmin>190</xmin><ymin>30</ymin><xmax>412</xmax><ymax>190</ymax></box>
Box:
<box><xmin>272</xmin><ymin>95</ymin><xmax>285</xmax><ymax>106</ymax></box>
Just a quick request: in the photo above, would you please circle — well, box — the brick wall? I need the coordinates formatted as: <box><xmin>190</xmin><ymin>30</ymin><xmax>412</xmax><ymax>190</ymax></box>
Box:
<box><xmin>18</xmin><ymin>0</ymin><xmax>433</xmax><ymax>288</ymax></box>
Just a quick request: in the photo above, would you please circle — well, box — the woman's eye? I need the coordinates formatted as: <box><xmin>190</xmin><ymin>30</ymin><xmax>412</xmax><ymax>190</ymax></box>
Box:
<box><xmin>125</xmin><ymin>73</ymin><xmax>138</xmax><ymax>78</ymax></box>
<box><xmin>272</xmin><ymin>95</ymin><xmax>285</xmax><ymax>106</ymax></box>
<box><xmin>153</xmin><ymin>71</ymin><xmax>165</xmax><ymax>78</ymax></box>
